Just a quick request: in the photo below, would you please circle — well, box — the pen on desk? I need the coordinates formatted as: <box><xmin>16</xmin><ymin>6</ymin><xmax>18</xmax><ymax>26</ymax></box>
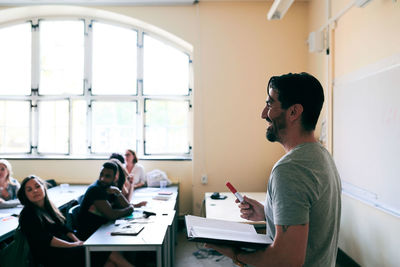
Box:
<box><xmin>226</xmin><ymin>182</ymin><xmax>244</xmax><ymax>203</ymax></box>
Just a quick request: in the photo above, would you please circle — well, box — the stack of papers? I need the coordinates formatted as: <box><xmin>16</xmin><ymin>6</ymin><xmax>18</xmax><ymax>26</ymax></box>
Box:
<box><xmin>152</xmin><ymin>195</ymin><xmax>170</xmax><ymax>201</ymax></box>
<box><xmin>185</xmin><ymin>215</ymin><xmax>272</xmax><ymax>248</ymax></box>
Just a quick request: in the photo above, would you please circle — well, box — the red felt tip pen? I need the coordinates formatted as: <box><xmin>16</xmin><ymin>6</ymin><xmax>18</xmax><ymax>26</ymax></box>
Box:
<box><xmin>226</xmin><ymin>182</ymin><xmax>244</xmax><ymax>203</ymax></box>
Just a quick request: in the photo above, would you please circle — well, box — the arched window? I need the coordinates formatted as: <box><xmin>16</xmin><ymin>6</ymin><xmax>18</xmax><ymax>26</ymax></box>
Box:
<box><xmin>0</xmin><ymin>6</ymin><xmax>193</xmax><ymax>159</ymax></box>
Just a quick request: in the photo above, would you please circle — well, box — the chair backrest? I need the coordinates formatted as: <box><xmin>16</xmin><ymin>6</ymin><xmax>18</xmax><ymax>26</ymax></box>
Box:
<box><xmin>45</xmin><ymin>179</ymin><xmax>57</xmax><ymax>189</ymax></box>
<box><xmin>0</xmin><ymin>228</ymin><xmax>31</xmax><ymax>267</ymax></box>
<box><xmin>67</xmin><ymin>204</ymin><xmax>80</xmax><ymax>231</ymax></box>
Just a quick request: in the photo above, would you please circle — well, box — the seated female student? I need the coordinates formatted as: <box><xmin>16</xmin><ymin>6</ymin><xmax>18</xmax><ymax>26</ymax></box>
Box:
<box><xmin>17</xmin><ymin>175</ymin><xmax>84</xmax><ymax>267</ymax></box>
<box><xmin>0</xmin><ymin>159</ymin><xmax>20</xmax><ymax>203</ymax></box>
<box><xmin>109</xmin><ymin>154</ymin><xmax>146</xmax><ymax>208</ymax></box>
<box><xmin>124</xmin><ymin>149</ymin><xmax>146</xmax><ymax>189</ymax></box>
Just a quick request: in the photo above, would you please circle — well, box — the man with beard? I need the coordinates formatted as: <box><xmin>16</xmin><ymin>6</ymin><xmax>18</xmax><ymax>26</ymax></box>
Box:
<box><xmin>77</xmin><ymin>161</ymin><xmax>134</xmax><ymax>240</ymax></box>
<box><xmin>77</xmin><ymin>161</ymin><xmax>135</xmax><ymax>267</ymax></box>
<box><xmin>207</xmin><ymin>73</ymin><xmax>342</xmax><ymax>267</ymax></box>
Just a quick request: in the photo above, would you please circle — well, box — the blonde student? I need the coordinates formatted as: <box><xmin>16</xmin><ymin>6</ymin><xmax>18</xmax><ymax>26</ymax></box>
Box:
<box><xmin>0</xmin><ymin>159</ymin><xmax>20</xmax><ymax>203</ymax></box>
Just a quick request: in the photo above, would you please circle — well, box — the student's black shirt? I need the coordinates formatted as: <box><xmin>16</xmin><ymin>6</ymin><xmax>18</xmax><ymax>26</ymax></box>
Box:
<box><xmin>77</xmin><ymin>180</ymin><xmax>116</xmax><ymax>240</ymax></box>
<box><xmin>19</xmin><ymin>205</ymin><xmax>84</xmax><ymax>267</ymax></box>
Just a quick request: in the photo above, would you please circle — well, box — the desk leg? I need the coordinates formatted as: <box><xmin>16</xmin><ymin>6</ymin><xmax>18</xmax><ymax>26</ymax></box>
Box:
<box><xmin>171</xmin><ymin>218</ymin><xmax>176</xmax><ymax>267</ymax></box>
<box><xmin>85</xmin><ymin>247</ymin><xmax>90</xmax><ymax>267</ymax></box>
<box><xmin>164</xmin><ymin>227</ymin><xmax>171</xmax><ymax>267</ymax></box>
<box><xmin>156</xmin><ymin>246</ymin><xmax>162</xmax><ymax>267</ymax></box>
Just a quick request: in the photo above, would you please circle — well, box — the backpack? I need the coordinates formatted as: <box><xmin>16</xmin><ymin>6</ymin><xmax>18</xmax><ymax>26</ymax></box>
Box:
<box><xmin>0</xmin><ymin>227</ymin><xmax>31</xmax><ymax>267</ymax></box>
<box><xmin>145</xmin><ymin>169</ymin><xmax>171</xmax><ymax>187</ymax></box>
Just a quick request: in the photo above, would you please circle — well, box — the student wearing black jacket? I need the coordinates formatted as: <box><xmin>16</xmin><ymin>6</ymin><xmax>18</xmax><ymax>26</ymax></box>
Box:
<box><xmin>17</xmin><ymin>175</ymin><xmax>84</xmax><ymax>267</ymax></box>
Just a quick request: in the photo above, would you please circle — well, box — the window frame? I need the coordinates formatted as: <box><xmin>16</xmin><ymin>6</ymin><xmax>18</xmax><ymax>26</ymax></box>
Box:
<box><xmin>0</xmin><ymin>10</ymin><xmax>193</xmax><ymax>160</ymax></box>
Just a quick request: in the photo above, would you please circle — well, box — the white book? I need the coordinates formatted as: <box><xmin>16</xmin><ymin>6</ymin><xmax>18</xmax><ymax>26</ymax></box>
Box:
<box><xmin>185</xmin><ymin>215</ymin><xmax>272</xmax><ymax>248</ymax></box>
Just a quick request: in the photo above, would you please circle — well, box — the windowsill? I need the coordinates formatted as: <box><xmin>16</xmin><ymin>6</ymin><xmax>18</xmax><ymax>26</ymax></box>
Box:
<box><xmin>2</xmin><ymin>154</ymin><xmax>192</xmax><ymax>161</ymax></box>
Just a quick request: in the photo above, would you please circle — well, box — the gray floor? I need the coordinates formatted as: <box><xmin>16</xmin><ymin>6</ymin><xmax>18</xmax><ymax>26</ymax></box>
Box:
<box><xmin>175</xmin><ymin>229</ymin><xmax>237</xmax><ymax>267</ymax></box>
<box><xmin>175</xmin><ymin>228</ymin><xmax>344</xmax><ymax>267</ymax></box>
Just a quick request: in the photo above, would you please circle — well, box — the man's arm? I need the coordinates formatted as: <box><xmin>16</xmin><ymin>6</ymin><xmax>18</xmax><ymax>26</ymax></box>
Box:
<box><xmin>207</xmin><ymin>223</ymin><xmax>308</xmax><ymax>267</ymax></box>
<box><xmin>239</xmin><ymin>223</ymin><xmax>308</xmax><ymax>267</ymax></box>
<box><xmin>107</xmin><ymin>186</ymin><xmax>131</xmax><ymax>208</ymax></box>
<box><xmin>93</xmin><ymin>199</ymin><xmax>133</xmax><ymax>221</ymax></box>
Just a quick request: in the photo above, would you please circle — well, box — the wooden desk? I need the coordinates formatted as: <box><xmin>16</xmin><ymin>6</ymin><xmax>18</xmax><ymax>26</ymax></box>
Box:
<box><xmin>84</xmin><ymin>219</ymin><xmax>169</xmax><ymax>267</ymax></box>
<box><xmin>205</xmin><ymin>192</ymin><xmax>266</xmax><ymax>225</ymax></box>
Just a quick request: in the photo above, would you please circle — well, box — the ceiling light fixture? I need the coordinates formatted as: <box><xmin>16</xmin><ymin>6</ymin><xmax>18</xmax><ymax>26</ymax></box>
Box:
<box><xmin>267</xmin><ymin>0</ymin><xmax>295</xmax><ymax>20</ymax></box>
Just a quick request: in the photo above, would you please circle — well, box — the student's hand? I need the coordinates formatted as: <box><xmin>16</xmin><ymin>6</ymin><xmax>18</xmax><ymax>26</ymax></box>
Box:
<box><xmin>237</xmin><ymin>195</ymin><xmax>265</xmax><ymax>222</ymax></box>
<box><xmin>71</xmin><ymin>240</ymin><xmax>84</xmax><ymax>247</ymax></box>
<box><xmin>133</xmin><ymin>201</ymin><xmax>147</xmax><ymax>208</ymax></box>
<box><xmin>0</xmin><ymin>198</ymin><xmax>4</xmax><ymax>203</ymax></box>
<box><xmin>107</xmin><ymin>186</ymin><xmax>122</xmax><ymax>195</ymax></box>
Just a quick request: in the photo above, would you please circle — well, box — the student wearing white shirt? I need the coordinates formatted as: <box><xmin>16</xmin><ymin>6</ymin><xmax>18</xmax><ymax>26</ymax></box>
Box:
<box><xmin>124</xmin><ymin>149</ymin><xmax>146</xmax><ymax>189</ymax></box>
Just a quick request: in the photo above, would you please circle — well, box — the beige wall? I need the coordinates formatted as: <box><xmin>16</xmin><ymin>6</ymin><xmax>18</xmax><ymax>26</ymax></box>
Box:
<box><xmin>105</xmin><ymin>2</ymin><xmax>309</xmax><ymax>215</ymax></box>
<box><xmin>308</xmin><ymin>0</ymin><xmax>400</xmax><ymax>266</ymax></box>
<box><xmin>2</xmin><ymin>2</ymin><xmax>309</xmax><ymax>217</ymax></box>
<box><xmin>3</xmin><ymin>1</ymin><xmax>399</xmax><ymax>265</ymax></box>
<box><xmin>191</xmin><ymin>1</ymin><xmax>308</xmax><ymax>214</ymax></box>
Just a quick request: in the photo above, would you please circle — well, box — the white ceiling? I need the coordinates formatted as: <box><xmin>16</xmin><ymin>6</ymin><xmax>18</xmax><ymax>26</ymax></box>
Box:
<box><xmin>0</xmin><ymin>0</ymin><xmax>282</xmax><ymax>6</ymax></box>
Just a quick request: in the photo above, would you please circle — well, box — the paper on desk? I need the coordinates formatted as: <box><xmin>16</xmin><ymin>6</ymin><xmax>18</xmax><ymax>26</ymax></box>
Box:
<box><xmin>0</xmin><ymin>213</ymin><xmax>13</xmax><ymax>219</ymax></box>
<box><xmin>115</xmin><ymin>211</ymin><xmax>156</xmax><ymax>226</ymax></box>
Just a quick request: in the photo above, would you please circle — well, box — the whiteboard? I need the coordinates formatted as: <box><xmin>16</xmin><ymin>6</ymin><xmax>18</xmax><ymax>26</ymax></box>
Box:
<box><xmin>333</xmin><ymin>55</ymin><xmax>400</xmax><ymax>217</ymax></box>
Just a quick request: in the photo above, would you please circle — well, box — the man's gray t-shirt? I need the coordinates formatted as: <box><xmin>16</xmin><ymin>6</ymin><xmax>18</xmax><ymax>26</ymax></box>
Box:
<box><xmin>264</xmin><ymin>142</ymin><xmax>341</xmax><ymax>267</ymax></box>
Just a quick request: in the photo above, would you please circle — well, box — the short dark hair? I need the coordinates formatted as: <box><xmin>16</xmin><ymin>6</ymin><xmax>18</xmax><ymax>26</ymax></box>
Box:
<box><xmin>267</xmin><ymin>72</ymin><xmax>324</xmax><ymax>131</ymax></box>
<box><xmin>109</xmin><ymin>158</ymin><xmax>126</xmax><ymax>190</ymax></box>
<box><xmin>109</xmin><ymin>153</ymin><xmax>125</xmax><ymax>164</ymax></box>
<box><xmin>102</xmin><ymin>161</ymin><xmax>118</xmax><ymax>176</ymax></box>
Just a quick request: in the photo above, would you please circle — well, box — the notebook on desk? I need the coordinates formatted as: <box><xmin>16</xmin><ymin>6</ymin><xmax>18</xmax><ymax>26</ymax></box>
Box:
<box><xmin>111</xmin><ymin>224</ymin><xmax>144</xmax><ymax>236</ymax></box>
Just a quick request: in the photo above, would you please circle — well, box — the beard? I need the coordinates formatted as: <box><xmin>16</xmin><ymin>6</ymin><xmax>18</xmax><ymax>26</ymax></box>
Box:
<box><xmin>266</xmin><ymin>126</ymin><xmax>278</xmax><ymax>142</ymax></box>
<box><xmin>99</xmin><ymin>179</ymin><xmax>112</xmax><ymax>188</ymax></box>
<box><xmin>266</xmin><ymin>112</ymin><xmax>287</xmax><ymax>142</ymax></box>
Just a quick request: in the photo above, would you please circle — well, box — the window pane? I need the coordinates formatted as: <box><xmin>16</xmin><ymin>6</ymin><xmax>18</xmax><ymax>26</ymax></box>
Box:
<box><xmin>71</xmin><ymin>100</ymin><xmax>87</xmax><ymax>155</ymax></box>
<box><xmin>144</xmin><ymin>99</ymin><xmax>189</xmax><ymax>154</ymax></box>
<box><xmin>40</xmin><ymin>20</ymin><xmax>84</xmax><ymax>95</ymax></box>
<box><xmin>91</xmin><ymin>101</ymin><xmax>137</xmax><ymax>154</ymax></box>
<box><xmin>0</xmin><ymin>101</ymin><xmax>30</xmax><ymax>153</ymax></box>
<box><xmin>92</xmin><ymin>22</ymin><xmax>137</xmax><ymax>95</ymax></box>
<box><xmin>38</xmin><ymin>100</ymin><xmax>69</xmax><ymax>154</ymax></box>
<box><xmin>143</xmin><ymin>35</ymin><xmax>189</xmax><ymax>95</ymax></box>
<box><xmin>0</xmin><ymin>23</ymin><xmax>31</xmax><ymax>95</ymax></box>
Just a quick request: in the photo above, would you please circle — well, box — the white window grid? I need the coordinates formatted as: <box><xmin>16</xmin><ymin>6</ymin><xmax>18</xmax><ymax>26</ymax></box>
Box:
<box><xmin>0</xmin><ymin>18</ymin><xmax>193</xmax><ymax>159</ymax></box>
